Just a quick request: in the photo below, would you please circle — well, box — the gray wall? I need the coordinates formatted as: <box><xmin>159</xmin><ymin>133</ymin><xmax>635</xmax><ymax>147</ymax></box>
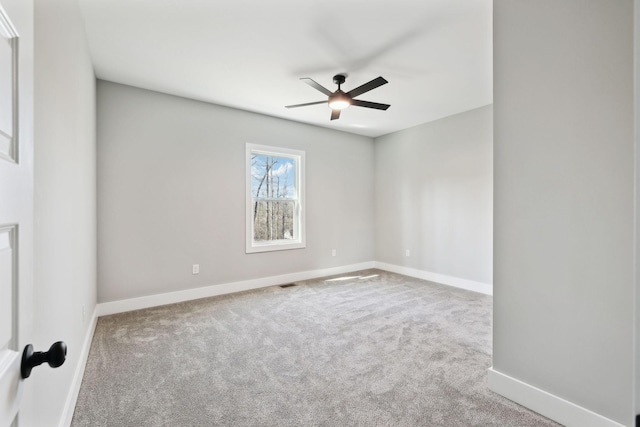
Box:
<box><xmin>493</xmin><ymin>1</ymin><xmax>634</xmax><ymax>424</ymax></box>
<box><xmin>374</xmin><ymin>106</ymin><xmax>493</xmax><ymax>286</ymax></box>
<box><xmin>31</xmin><ymin>0</ymin><xmax>97</xmax><ymax>424</ymax></box>
<box><xmin>97</xmin><ymin>81</ymin><xmax>375</xmax><ymax>303</ymax></box>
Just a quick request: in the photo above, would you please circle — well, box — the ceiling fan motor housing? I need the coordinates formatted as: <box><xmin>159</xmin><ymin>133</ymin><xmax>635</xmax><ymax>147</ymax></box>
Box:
<box><xmin>328</xmin><ymin>90</ymin><xmax>351</xmax><ymax>110</ymax></box>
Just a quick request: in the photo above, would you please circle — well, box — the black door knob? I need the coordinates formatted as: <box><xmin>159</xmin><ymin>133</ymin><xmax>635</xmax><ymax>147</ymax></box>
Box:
<box><xmin>21</xmin><ymin>341</ymin><xmax>67</xmax><ymax>379</ymax></box>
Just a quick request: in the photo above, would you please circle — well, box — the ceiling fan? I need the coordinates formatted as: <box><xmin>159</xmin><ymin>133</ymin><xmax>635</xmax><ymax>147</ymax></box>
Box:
<box><xmin>285</xmin><ymin>74</ymin><xmax>390</xmax><ymax>121</ymax></box>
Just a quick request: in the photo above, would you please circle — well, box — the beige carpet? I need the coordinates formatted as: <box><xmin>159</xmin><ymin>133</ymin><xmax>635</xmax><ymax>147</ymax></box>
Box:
<box><xmin>72</xmin><ymin>269</ymin><xmax>559</xmax><ymax>426</ymax></box>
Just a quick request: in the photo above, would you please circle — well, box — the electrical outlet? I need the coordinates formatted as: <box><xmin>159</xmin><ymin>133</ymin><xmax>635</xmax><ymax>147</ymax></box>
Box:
<box><xmin>405</xmin><ymin>249</ymin><xmax>410</xmax><ymax>257</ymax></box>
<box><xmin>331</xmin><ymin>249</ymin><xmax>336</xmax><ymax>257</ymax></box>
<box><xmin>192</xmin><ymin>264</ymin><xmax>200</xmax><ymax>274</ymax></box>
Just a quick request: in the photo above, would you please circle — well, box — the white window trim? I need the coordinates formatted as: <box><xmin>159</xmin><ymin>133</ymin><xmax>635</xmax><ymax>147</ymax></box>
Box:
<box><xmin>246</xmin><ymin>143</ymin><xmax>306</xmax><ymax>253</ymax></box>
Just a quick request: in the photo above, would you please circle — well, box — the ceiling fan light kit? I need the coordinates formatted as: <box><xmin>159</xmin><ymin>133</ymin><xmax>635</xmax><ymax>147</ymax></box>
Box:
<box><xmin>286</xmin><ymin>74</ymin><xmax>390</xmax><ymax>121</ymax></box>
<box><xmin>328</xmin><ymin>92</ymin><xmax>351</xmax><ymax>110</ymax></box>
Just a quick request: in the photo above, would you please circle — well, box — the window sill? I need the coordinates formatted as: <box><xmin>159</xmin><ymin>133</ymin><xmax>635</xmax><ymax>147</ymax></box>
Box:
<box><xmin>246</xmin><ymin>240</ymin><xmax>305</xmax><ymax>254</ymax></box>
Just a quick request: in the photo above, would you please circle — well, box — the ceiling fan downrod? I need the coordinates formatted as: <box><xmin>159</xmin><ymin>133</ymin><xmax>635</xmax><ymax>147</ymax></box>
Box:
<box><xmin>333</xmin><ymin>74</ymin><xmax>346</xmax><ymax>90</ymax></box>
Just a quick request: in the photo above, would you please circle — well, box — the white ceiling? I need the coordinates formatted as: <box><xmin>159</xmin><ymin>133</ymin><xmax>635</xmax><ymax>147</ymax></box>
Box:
<box><xmin>77</xmin><ymin>0</ymin><xmax>493</xmax><ymax>138</ymax></box>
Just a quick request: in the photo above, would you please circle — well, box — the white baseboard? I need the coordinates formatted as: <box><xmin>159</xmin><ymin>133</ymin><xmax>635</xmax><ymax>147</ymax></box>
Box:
<box><xmin>97</xmin><ymin>262</ymin><xmax>376</xmax><ymax>316</ymax></box>
<box><xmin>58</xmin><ymin>306</ymin><xmax>99</xmax><ymax>427</ymax></box>
<box><xmin>374</xmin><ymin>262</ymin><xmax>492</xmax><ymax>295</ymax></box>
<box><xmin>487</xmin><ymin>368</ymin><xmax>626</xmax><ymax>427</ymax></box>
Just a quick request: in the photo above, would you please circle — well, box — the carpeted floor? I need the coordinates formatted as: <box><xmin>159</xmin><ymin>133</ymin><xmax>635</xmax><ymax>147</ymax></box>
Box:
<box><xmin>71</xmin><ymin>269</ymin><xmax>559</xmax><ymax>426</ymax></box>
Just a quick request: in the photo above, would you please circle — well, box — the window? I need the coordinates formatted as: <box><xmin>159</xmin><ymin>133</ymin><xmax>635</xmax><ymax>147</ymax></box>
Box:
<box><xmin>246</xmin><ymin>144</ymin><xmax>305</xmax><ymax>253</ymax></box>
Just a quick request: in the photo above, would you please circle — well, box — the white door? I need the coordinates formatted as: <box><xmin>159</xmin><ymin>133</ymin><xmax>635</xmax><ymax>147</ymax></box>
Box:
<box><xmin>0</xmin><ymin>0</ymin><xmax>33</xmax><ymax>425</ymax></box>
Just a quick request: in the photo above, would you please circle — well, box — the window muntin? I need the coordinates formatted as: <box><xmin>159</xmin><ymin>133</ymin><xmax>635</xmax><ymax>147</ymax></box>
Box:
<box><xmin>246</xmin><ymin>144</ymin><xmax>305</xmax><ymax>253</ymax></box>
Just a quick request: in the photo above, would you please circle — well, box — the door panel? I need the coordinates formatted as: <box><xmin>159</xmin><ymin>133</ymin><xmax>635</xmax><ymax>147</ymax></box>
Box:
<box><xmin>0</xmin><ymin>227</ymin><xmax>14</xmax><ymax>351</ymax></box>
<box><xmin>0</xmin><ymin>0</ymin><xmax>17</xmax><ymax>162</ymax></box>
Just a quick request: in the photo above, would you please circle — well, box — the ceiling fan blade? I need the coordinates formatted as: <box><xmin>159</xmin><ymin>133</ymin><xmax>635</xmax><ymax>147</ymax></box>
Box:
<box><xmin>330</xmin><ymin>109</ymin><xmax>341</xmax><ymax>120</ymax></box>
<box><xmin>346</xmin><ymin>76</ymin><xmax>388</xmax><ymax>98</ymax></box>
<box><xmin>285</xmin><ymin>100</ymin><xmax>328</xmax><ymax>108</ymax></box>
<box><xmin>301</xmin><ymin>78</ymin><xmax>333</xmax><ymax>96</ymax></box>
<box><xmin>351</xmin><ymin>99</ymin><xmax>390</xmax><ymax>110</ymax></box>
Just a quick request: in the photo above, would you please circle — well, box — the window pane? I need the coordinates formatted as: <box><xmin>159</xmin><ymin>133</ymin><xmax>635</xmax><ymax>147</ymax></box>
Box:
<box><xmin>246</xmin><ymin>143</ymin><xmax>305</xmax><ymax>253</ymax></box>
<box><xmin>250</xmin><ymin>154</ymin><xmax>296</xmax><ymax>199</ymax></box>
<box><xmin>253</xmin><ymin>200</ymin><xmax>296</xmax><ymax>241</ymax></box>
